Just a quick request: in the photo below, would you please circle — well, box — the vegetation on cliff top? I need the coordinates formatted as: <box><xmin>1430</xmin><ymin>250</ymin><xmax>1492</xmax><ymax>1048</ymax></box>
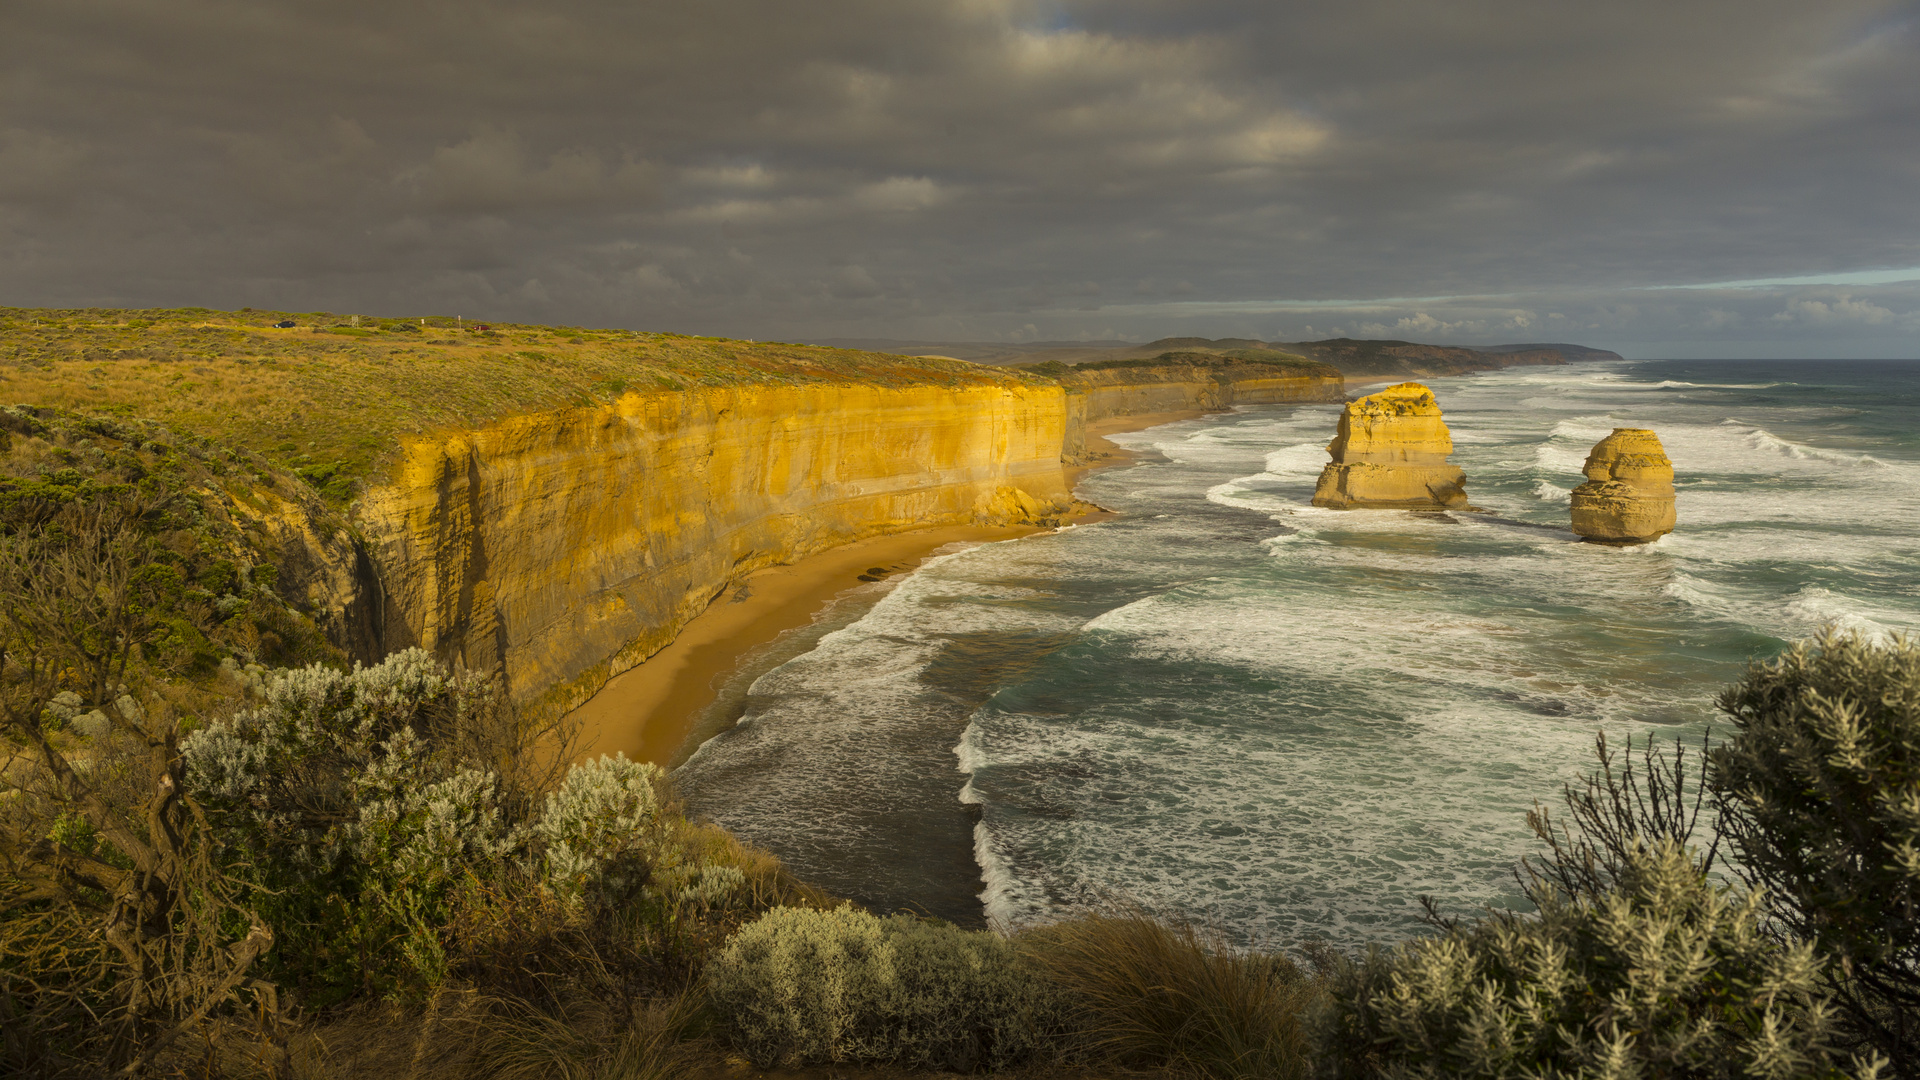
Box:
<box><xmin>1016</xmin><ymin>348</ymin><xmax>1340</xmax><ymax>380</ymax></box>
<box><xmin>0</xmin><ymin>306</ymin><xmax>1059</xmax><ymax>497</ymax></box>
<box><xmin>0</xmin><ymin>405</ymin><xmax>345</xmax><ymax>670</ymax></box>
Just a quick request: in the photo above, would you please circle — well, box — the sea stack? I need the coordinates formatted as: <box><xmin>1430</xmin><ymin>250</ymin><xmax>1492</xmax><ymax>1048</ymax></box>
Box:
<box><xmin>1569</xmin><ymin>428</ymin><xmax>1676</xmax><ymax>544</ymax></box>
<box><xmin>1312</xmin><ymin>382</ymin><xmax>1470</xmax><ymax>510</ymax></box>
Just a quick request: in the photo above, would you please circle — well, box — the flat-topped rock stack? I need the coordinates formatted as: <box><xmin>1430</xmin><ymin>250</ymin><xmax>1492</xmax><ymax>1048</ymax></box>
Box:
<box><xmin>1570</xmin><ymin>428</ymin><xmax>1676</xmax><ymax>544</ymax></box>
<box><xmin>1312</xmin><ymin>382</ymin><xmax>1471</xmax><ymax>510</ymax></box>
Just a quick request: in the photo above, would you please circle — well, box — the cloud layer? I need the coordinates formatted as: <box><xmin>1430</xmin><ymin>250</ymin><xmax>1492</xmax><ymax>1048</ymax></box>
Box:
<box><xmin>3</xmin><ymin>0</ymin><xmax>1917</xmax><ymax>355</ymax></box>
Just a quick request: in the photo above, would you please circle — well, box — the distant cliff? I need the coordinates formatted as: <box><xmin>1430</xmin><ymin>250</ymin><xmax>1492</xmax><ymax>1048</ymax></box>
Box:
<box><xmin>1027</xmin><ymin>351</ymin><xmax>1345</xmax><ymax>462</ymax></box>
<box><xmin>869</xmin><ymin>335</ymin><xmax>1625</xmax><ymax>377</ymax></box>
<box><xmin>1280</xmin><ymin>338</ymin><xmax>1623</xmax><ymax>378</ymax></box>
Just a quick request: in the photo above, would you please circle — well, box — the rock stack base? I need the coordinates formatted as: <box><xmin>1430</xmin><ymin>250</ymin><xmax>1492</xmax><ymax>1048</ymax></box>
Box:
<box><xmin>1312</xmin><ymin>382</ymin><xmax>1471</xmax><ymax>510</ymax></box>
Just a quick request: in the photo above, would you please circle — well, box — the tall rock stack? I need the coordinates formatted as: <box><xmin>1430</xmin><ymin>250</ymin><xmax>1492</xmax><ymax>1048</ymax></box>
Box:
<box><xmin>1312</xmin><ymin>382</ymin><xmax>1471</xmax><ymax>510</ymax></box>
<box><xmin>1570</xmin><ymin>428</ymin><xmax>1676</xmax><ymax>544</ymax></box>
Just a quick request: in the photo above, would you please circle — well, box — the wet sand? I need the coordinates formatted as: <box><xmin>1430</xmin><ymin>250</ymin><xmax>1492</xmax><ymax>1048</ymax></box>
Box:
<box><xmin>568</xmin><ymin>408</ymin><xmax>1209</xmax><ymax>768</ymax></box>
<box><xmin>569</xmin><ymin>524</ymin><xmax>1045</xmax><ymax>767</ymax></box>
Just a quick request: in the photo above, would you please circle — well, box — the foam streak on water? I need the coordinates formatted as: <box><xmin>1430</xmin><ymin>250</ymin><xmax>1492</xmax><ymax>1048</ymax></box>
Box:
<box><xmin>677</xmin><ymin>361</ymin><xmax>1920</xmax><ymax>945</ymax></box>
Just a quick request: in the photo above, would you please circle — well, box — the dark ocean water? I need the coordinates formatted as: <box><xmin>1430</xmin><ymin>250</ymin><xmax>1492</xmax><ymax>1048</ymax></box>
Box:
<box><xmin>676</xmin><ymin>359</ymin><xmax>1920</xmax><ymax>943</ymax></box>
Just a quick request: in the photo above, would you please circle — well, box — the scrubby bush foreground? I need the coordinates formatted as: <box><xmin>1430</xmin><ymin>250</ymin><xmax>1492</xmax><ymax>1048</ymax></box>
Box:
<box><xmin>0</xmin><ymin>490</ymin><xmax>825</xmax><ymax>1075</ymax></box>
<box><xmin>1318</xmin><ymin>630</ymin><xmax>1916</xmax><ymax>1080</ymax></box>
<box><xmin>707</xmin><ymin>905</ymin><xmax>1056</xmax><ymax>1071</ymax></box>
<box><xmin>3</xmin><ymin>476</ymin><xmax>1916</xmax><ymax>1080</ymax></box>
<box><xmin>1319</xmin><ymin>839</ymin><xmax>1858</xmax><ymax>1079</ymax></box>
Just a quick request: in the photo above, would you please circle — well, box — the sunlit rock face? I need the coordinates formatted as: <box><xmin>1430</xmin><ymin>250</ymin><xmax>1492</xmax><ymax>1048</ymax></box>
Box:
<box><xmin>356</xmin><ymin>383</ymin><xmax>1076</xmax><ymax>715</ymax></box>
<box><xmin>1311</xmin><ymin>382</ymin><xmax>1470</xmax><ymax>509</ymax></box>
<box><xmin>1570</xmin><ymin>428</ymin><xmax>1676</xmax><ymax>544</ymax></box>
<box><xmin>305</xmin><ymin>365</ymin><xmax>1344</xmax><ymax>715</ymax></box>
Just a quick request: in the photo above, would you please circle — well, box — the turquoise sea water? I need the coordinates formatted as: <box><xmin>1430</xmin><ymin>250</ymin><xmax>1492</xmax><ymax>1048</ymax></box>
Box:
<box><xmin>676</xmin><ymin>360</ymin><xmax>1920</xmax><ymax>944</ymax></box>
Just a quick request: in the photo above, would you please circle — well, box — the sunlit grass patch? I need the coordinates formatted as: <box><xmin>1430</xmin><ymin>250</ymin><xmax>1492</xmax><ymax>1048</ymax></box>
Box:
<box><xmin>0</xmin><ymin>306</ymin><xmax>1057</xmax><ymax>502</ymax></box>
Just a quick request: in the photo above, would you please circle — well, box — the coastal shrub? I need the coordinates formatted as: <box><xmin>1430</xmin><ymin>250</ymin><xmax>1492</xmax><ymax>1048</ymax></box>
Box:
<box><xmin>183</xmin><ymin>649</ymin><xmax>523</xmax><ymax>998</ymax></box>
<box><xmin>180</xmin><ymin>648</ymin><xmax>789</xmax><ymax>1005</ymax></box>
<box><xmin>0</xmin><ymin>496</ymin><xmax>277</xmax><ymax>1073</ymax></box>
<box><xmin>1711</xmin><ymin>630</ymin><xmax>1920</xmax><ymax>1066</ymax></box>
<box><xmin>1520</xmin><ymin>728</ymin><xmax>1721</xmax><ymax>908</ymax></box>
<box><xmin>1019</xmin><ymin>905</ymin><xmax>1323</xmax><ymax>1079</ymax></box>
<box><xmin>1315</xmin><ymin>839</ymin><xmax>1866</xmax><ymax>1080</ymax></box>
<box><xmin>705</xmin><ymin>905</ymin><xmax>1058</xmax><ymax>1071</ymax></box>
<box><xmin>533</xmin><ymin>752</ymin><xmax>665</xmax><ymax>909</ymax></box>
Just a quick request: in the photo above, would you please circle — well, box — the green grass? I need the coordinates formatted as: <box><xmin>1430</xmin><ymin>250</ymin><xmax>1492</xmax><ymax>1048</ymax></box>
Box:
<box><xmin>0</xmin><ymin>306</ymin><xmax>1054</xmax><ymax>495</ymax></box>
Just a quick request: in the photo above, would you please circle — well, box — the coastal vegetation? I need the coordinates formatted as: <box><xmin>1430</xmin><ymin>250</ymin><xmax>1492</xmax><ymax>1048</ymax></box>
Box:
<box><xmin>5</xmin><ymin>472</ymin><xmax>1911</xmax><ymax>1077</ymax></box>
<box><xmin>0</xmin><ymin>307</ymin><xmax>1911</xmax><ymax>1077</ymax></box>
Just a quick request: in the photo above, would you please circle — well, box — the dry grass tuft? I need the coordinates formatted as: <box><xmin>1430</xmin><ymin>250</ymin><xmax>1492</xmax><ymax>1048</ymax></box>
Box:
<box><xmin>153</xmin><ymin>986</ymin><xmax>709</xmax><ymax>1080</ymax></box>
<box><xmin>456</xmin><ymin>990</ymin><xmax>708</xmax><ymax>1080</ymax></box>
<box><xmin>1018</xmin><ymin>906</ymin><xmax>1325</xmax><ymax>1080</ymax></box>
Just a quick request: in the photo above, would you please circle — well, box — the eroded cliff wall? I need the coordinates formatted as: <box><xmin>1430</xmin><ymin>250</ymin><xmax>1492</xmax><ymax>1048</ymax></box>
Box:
<box><xmin>347</xmin><ymin>361</ymin><xmax>1344</xmax><ymax>713</ymax></box>
<box><xmin>1058</xmin><ymin>362</ymin><xmax>1346</xmax><ymax>452</ymax></box>
<box><xmin>355</xmin><ymin>381</ymin><xmax>1074</xmax><ymax>713</ymax></box>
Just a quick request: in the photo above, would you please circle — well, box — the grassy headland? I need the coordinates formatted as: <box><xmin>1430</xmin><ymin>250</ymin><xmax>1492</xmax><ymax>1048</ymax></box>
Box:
<box><xmin>0</xmin><ymin>306</ymin><xmax>1053</xmax><ymax>500</ymax></box>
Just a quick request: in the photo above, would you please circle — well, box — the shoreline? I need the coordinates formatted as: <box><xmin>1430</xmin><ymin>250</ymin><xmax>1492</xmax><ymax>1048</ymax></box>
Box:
<box><xmin>566</xmin><ymin>407</ymin><xmax>1212</xmax><ymax>769</ymax></box>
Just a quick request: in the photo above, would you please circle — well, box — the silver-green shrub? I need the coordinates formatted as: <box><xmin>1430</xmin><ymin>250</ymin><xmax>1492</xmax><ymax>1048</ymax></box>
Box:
<box><xmin>1711</xmin><ymin>631</ymin><xmax>1920</xmax><ymax>1063</ymax></box>
<box><xmin>182</xmin><ymin>649</ymin><xmax>521</xmax><ymax>993</ymax></box>
<box><xmin>181</xmin><ymin>650</ymin><xmax>701</xmax><ymax>997</ymax></box>
<box><xmin>532</xmin><ymin>751</ymin><xmax>664</xmax><ymax>908</ymax></box>
<box><xmin>1316</xmin><ymin>839</ymin><xmax>1871</xmax><ymax>1080</ymax></box>
<box><xmin>706</xmin><ymin>905</ymin><xmax>1058</xmax><ymax>1071</ymax></box>
<box><xmin>183</xmin><ymin>649</ymin><xmax>520</xmax><ymax>883</ymax></box>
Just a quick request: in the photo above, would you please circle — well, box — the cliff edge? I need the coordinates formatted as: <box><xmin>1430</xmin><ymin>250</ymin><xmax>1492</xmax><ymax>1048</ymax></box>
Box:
<box><xmin>361</xmin><ymin>381</ymin><xmax>1076</xmax><ymax>715</ymax></box>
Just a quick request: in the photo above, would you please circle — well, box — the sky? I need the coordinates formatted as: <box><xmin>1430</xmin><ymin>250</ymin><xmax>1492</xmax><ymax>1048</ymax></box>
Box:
<box><xmin>4</xmin><ymin>1</ymin><xmax>1918</xmax><ymax>358</ymax></box>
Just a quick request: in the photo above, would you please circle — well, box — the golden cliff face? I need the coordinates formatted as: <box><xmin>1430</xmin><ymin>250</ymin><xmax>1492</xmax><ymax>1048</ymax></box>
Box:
<box><xmin>355</xmin><ymin>382</ymin><xmax>1073</xmax><ymax>713</ymax></box>
<box><xmin>1311</xmin><ymin>382</ymin><xmax>1471</xmax><ymax>509</ymax></box>
<box><xmin>342</xmin><ymin>362</ymin><xmax>1345</xmax><ymax>713</ymax></box>
<box><xmin>1570</xmin><ymin>428</ymin><xmax>1676</xmax><ymax>544</ymax></box>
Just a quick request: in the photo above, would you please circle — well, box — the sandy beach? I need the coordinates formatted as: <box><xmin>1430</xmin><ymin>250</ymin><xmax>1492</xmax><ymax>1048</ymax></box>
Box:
<box><xmin>567</xmin><ymin>408</ymin><xmax>1209</xmax><ymax>769</ymax></box>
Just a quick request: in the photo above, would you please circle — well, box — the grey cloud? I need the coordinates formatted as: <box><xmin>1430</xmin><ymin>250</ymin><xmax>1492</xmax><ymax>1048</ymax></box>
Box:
<box><xmin>1</xmin><ymin>0</ymin><xmax>1916</xmax><ymax>356</ymax></box>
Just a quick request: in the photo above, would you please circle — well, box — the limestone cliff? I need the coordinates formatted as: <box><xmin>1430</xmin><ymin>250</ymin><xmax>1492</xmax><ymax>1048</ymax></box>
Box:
<box><xmin>1057</xmin><ymin>355</ymin><xmax>1345</xmax><ymax>427</ymax></box>
<box><xmin>1570</xmin><ymin>428</ymin><xmax>1676</xmax><ymax>544</ymax></box>
<box><xmin>1311</xmin><ymin>382</ymin><xmax>1471</xmax><ymax>510</ymax></box>
<box><xmin>355</xmin><ymin>381</ymin><xmax>1074</xmax><ymax>714</ymax></box>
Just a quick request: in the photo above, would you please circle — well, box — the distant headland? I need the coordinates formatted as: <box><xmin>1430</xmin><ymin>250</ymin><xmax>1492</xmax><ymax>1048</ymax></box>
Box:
<box><xmin>814</xmin><ymin>334</ymin><xmax>1625</xmax><ymax>377</ymax></box>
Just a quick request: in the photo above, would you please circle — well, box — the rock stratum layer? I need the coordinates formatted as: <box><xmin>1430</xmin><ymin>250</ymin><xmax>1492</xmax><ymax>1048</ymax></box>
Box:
<box><xmin>1311</xmin><ymin>382</ymin><xmax>1471</xmax><ymax>510</ymax></box>
<box><xmin>1569</xmin><ymin>428</ymin><xmax>1676</xmax><ymax>544</ymax></box>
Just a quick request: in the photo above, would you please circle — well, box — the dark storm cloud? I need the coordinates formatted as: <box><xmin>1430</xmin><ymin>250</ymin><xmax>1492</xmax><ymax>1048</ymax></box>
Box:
<box><xmin>3</xmin><ymin>0</ymin><xmax>1917</xmax><ymax>355</ymax></box>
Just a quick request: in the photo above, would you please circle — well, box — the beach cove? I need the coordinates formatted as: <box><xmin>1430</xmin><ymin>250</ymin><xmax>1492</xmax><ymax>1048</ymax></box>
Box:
<box><xmin>568</xmin><ymin>410</ymin><xmax>1206</xmax><ymax>768</ymax></box>
<box><xmin>671</xmin><ymin>360</ymin><xmax>1920</xmax><ymax>940</ymax></box>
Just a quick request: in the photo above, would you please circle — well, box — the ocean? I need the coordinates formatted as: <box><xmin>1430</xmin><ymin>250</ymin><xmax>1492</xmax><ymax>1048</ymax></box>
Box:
<box><xmin>674</xmin><ymin>359</ymin><xmax>1920</xmax><ymax>945</ymax></box>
